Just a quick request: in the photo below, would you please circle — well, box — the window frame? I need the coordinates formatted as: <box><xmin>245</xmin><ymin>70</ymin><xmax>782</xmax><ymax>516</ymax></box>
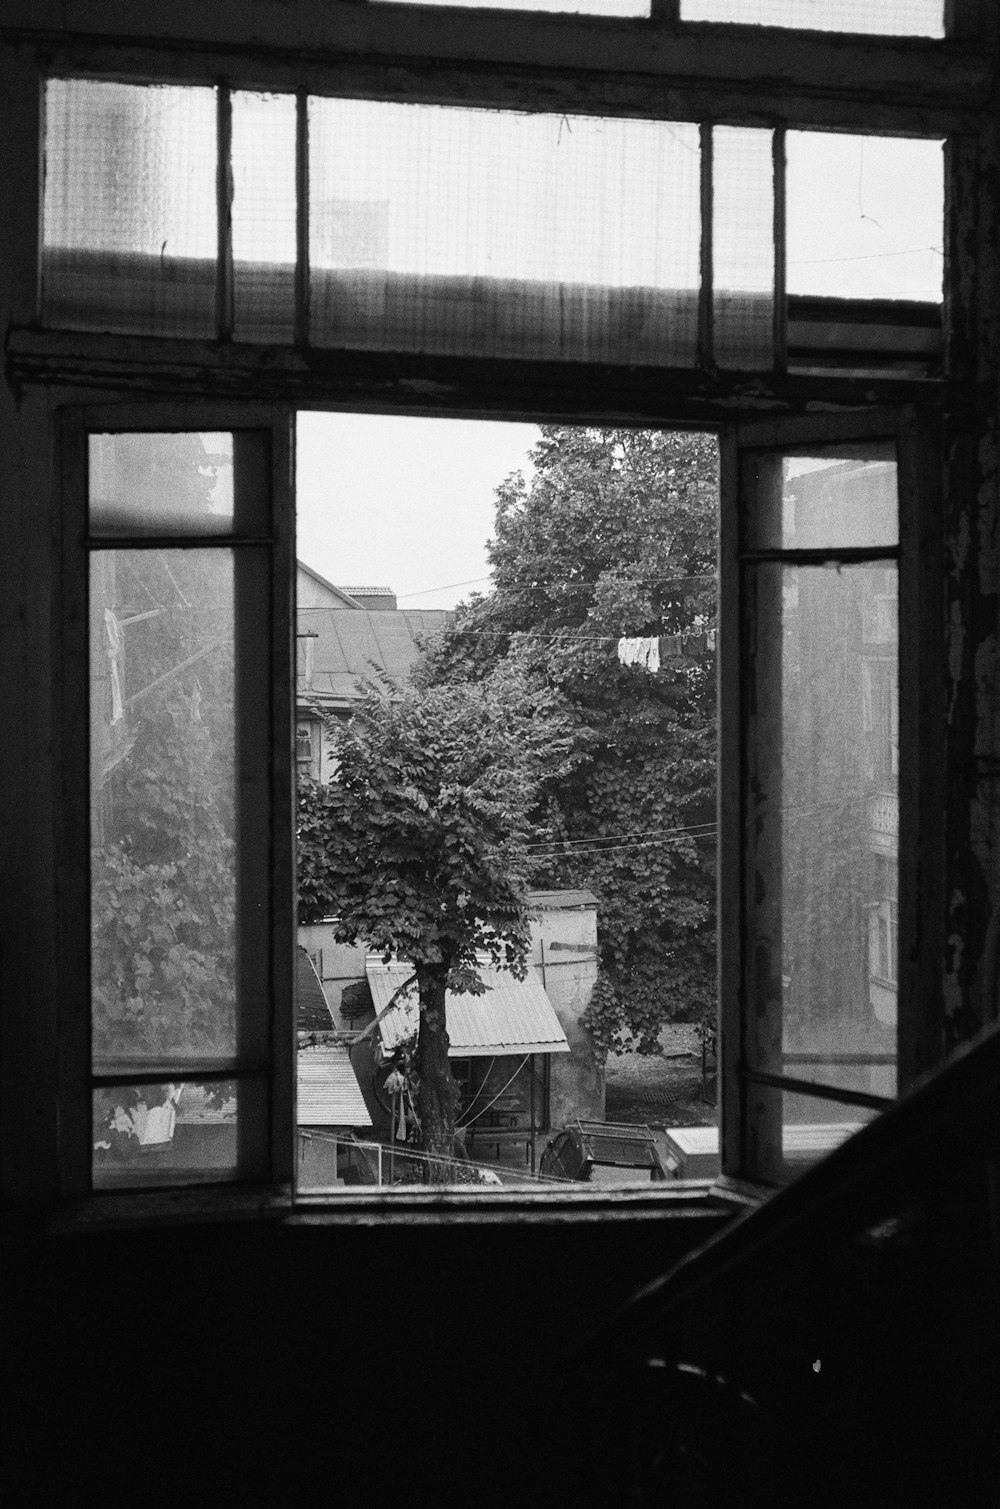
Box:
<box><xmin>0</xmin><ymin>4</ymin><xmax>987</xmax><ymax>1223</ymax></box>
<box><xmin>56</xmin><ymin>400</ymin><xmax>297</xmax><ymax>1206</ymax></box>
<box><xmin>720</xmin><ymin>406</ymin><xmax>943</xmax><ymax>1184</ymax></box>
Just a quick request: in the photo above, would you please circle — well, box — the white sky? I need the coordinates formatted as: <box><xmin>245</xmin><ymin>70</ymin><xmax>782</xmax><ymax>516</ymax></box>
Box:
<box><xmin>296</xmin><ymin>413</ymin><xmax>541</xmax><ymax>610</ymax></box>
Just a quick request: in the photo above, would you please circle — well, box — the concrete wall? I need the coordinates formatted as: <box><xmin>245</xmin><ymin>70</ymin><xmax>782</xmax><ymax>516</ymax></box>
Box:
<box><xmin>528</xmin><ymin>890</ymin><xmax>603</xmax><ymax>1125</ymax></box>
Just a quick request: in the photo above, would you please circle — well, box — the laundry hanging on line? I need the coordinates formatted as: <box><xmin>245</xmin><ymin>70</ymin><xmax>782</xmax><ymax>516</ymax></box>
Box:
<box><xmin>617</xmin><ymin>629</ymin><xmax>716</xmax><ymax>671</ymax></box>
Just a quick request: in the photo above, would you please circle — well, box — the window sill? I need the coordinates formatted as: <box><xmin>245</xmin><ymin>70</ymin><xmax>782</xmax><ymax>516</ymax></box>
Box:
<box><xmin>41</xmin><ymin>1175</ymin><xmax>759</xmax><ymax>1233</ymax></box>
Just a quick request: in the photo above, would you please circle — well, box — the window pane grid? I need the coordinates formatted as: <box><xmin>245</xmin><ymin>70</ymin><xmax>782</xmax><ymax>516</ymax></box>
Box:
<box><xmin>41</xmin><ymin>80</ymin><xmax>944</xmax><ymax>378</ymax></box>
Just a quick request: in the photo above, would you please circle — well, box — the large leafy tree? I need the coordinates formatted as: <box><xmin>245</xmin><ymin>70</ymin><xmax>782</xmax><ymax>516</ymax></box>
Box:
<box><xmin>299</xmin><ymin>666</ymin><xmax>574</xmax><ymax>1168</ymax></box>
<box><xmin>423</xmin><ymin>425</ymin><xmax>718</xmax><ymax>1054</ymax></box>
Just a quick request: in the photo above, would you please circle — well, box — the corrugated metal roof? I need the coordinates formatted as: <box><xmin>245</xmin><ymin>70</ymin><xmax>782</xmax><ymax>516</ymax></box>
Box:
<box><xmin>366</xmin><ymin>960</ymin><xmax>570</xmax><ymax>1058</ymax></box>
<box><xmin>299</xmin><ymin>608</ymin><xmax>454</xmax><ymax>705</ymax></box>
<box><xmin>297</xmin><ymin>1045</ymin><xmax>372</xmax><ymax>1127</ymax></box>
<box><xmin>296</xmin><ymin>946</ymin><xmax>334</xmax><ymax>1030</ymax></box>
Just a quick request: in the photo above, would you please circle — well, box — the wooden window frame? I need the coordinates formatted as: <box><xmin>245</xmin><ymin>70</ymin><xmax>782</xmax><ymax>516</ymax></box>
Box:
<box><xmin>720</xmin><ymin>407</ymin><xmax>942</xmax><ymax>1184</ymax></box>
<box><xmin>0</xmin><ymin>3</ymin><xmax>991</xmax><ymax>1223</ymax></box>
<box><xmin>56</xmin><ymin>401</ymin><xmax>296</xmax><ymax>1209</ymax></box>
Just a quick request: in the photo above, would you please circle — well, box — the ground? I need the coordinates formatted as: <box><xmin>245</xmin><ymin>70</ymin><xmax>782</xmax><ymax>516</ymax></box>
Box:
<box><xmin>604</xmin><ymin>1025</ymin><xmax>717</xmax><ymax>1129</ymax></box>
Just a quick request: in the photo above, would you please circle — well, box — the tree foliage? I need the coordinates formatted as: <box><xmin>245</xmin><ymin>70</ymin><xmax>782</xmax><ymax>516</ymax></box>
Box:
<box><xmin>423</xmin><ymin>425</ymin><xmax>718</xmax><ymax>1054</ymax></box>
<box><xmin>298</xmin><ymin>665</ymin><xmax>574</xmax><ymax>1163</ymax></box>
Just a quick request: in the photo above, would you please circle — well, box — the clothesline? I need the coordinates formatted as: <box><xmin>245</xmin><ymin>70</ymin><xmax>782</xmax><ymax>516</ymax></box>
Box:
<box><xmin>617</xmin><ymin>631</ymin><xmax>716</xmax><ymax>672</ymax></box>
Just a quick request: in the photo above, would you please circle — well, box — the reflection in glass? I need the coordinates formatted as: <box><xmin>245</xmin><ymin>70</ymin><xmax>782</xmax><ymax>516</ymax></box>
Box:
<box><xmin>92</xmin><ymin>1079</ymin><xmax>264</xmax><ymax>1188</ymax></box>
<box><xmin>747</xmin><ymin>1090</ymin><xmax>877</xmax><ymax>1185</ymax></box>
<box><xmin>90</xmin><ymin>550</ymin><xmax>236</xmax><ymax>1066</ymax></box>
<box><xmin>42</xmin><ymin>79</ymin><xmax>217</xmax><ymax>337</ymax></box>
<box><xmin>743</xmin><ymin>442</ymin><xmax>897</xmax><ymax>551</ymax></box>
<box><xmin>308</xmin><ymin>99</ymin><xmax>701</xmax><ymax>363</ymax></box>
<box><xmin>746</xmin><ymin>559</ymin><xmax>898</xmax><ymax>1108</ymax></box>
<box><xmin>89</xmin><ymin>433</ymin><xmax>234</xmax><ymax>535</ymax></box>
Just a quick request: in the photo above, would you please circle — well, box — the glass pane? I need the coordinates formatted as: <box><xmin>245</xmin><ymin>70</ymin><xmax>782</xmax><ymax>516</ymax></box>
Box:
<box><xmin>90</xmin><ymin>549</ymin><xmax>237</xmax><ymax>1066</ymax></box>
<box><xmin>787</xmin><ymin>133</ymin><xmax>944</xmax><ymax>303</ymax></box>
<box><xmin>713</xmin><ymin>126</ymin><xmax>774</xmax><ymax>370</ymax></box>
<box><xmin>42</xmin><ymin>79</ymin><xmax>217</xmax><ymax>337</ymax></box>
<box><xmin>92</xmin><ymin>1079</ymin><xmax>266</xmax><ymax>1189</ymax></box>
<box><xmin>232</xmin><ymin>91</ymin><xmax>297</xmax><ymax>344</ymax></box>
<box><xmin>681</xmin><ymin>0</ymin><xmax>944</xmax><ymax>36</ymax></box>
<box><xmin>745</xmin><ymin>560</ymin><xmax>898</xmax><ymax>1107</ymax></box>
<box><xmin>746</xmin><ymin>1088</ymin><xmax>878</xmax><ymax>1185</ymax></box>
<box><xmin>373</xmin><ymin>0</ymin><xmax>648</xmax><ymax>9</ymax></box>
<box><xmin>89</xmin><ymin>433</ymin><xmax>234</xmax><ymax>535</ymax></box>
<box><xmin>743</xmin><ymin>441</ymin><xmax>898</xmax><ymax>551</ymax></box>
<box><xmin>308</xmin><ymin>99</ymin><xmax>701</xmax><ymax>364</ymax></box>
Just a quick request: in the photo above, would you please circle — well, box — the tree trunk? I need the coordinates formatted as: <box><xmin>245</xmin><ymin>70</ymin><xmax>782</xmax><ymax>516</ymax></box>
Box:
<box><xmin>415</xmin><ymin>963</ymin><xmax>460</xmax><ymax>1182</ymax></box>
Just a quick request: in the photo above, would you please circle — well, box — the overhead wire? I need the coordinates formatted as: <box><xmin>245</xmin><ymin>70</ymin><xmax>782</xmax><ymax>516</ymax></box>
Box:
<box><xmin>527</xmin><ymin>819</ymin><xmax>717</xmax><ymax>851</ymax></box>
<box><xmin>297</xmin><ymin>570</ymin><xmax>718</xmax><ymax>609</ymax></box>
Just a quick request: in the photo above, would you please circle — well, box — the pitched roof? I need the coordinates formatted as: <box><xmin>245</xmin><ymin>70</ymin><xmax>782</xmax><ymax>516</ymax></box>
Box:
<box><xmin>297</xmin><ymin>560</ymin><xmax>364</xmax><ymax>609</ymax></box>
<box><xmin>299</xmin><ymin>606</ymin><xmax>454</xmax><ymax>706</ymax></box>
<box><xmin>296</xmin><ymin>946</ymin><xmax>335</xmax><ymax>1030</ymax></box>
<box><xmin>527</xmin><ymin>888</ymin><xmax>599</xmax><ymax>910</ymax></box>
<box><xmin>297</xmin><ymin>1044</ymin><xmax>372</xmax><ymax>1127</ymax></box>
<box><xmin>366</xmin><ymin>959</ymin><xmax>570</xmax><ymax>1058</ymax></box>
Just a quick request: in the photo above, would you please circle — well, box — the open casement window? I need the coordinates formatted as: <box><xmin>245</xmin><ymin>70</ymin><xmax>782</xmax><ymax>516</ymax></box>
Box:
<box><xmin>719</xmin><ymin>408</ymin><xmax>940</xmax><ymax>1186</ymax></box>
<box><xmin>7</xmin><ymin>25</ymin><xmax>965</xmax><ymax>1215</ymax></box>
<box><xmin>58</xmin><ymin>405</ymin><xmax>295</xmax><ymax>1202</ymax></box>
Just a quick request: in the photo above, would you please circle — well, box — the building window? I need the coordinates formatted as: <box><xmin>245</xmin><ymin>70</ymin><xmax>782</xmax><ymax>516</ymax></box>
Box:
<box><xmin>295</xmin><ymin>720</ymin><xmax>321</xmax><ymax>781</ymax></box>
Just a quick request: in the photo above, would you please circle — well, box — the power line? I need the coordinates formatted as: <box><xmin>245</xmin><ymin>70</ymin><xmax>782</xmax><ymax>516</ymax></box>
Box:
<box><xmin>529</xmin><ymin>832</ymin><xmax>718</xmax><ymax>860</ymax></box>
<box><xmin>527</xmin><ymin>819</ymin><xmax>717</xmax><ymax>851</ymax></box>
<box><xmin>789</xmin><ymin>245</ymin><xmax>943</xmax><ymax>265</ymax></box>
<box><xmin>297</xmin><ymin>571</ymin><xmax>718</xmax><ymax>608</ymax></box>
<box><xmin>294</xmin><ymin>619</ymin><xmax>718</xmax><ymax>645</ymax></box>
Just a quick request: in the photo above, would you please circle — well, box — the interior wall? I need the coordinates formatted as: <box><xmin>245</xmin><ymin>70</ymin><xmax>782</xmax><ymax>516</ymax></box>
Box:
<box><xmin>4</xmin><ymin>1207</ymin><xmax>731</xmax><ymax>1503</ymax></box>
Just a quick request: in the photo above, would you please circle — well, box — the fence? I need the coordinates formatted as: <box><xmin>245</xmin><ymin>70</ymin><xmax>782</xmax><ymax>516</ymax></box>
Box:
<box><xmin>298</xmin><ymin>1130</ymin><xmax>566</xmax><ymax>1188</ymax></box>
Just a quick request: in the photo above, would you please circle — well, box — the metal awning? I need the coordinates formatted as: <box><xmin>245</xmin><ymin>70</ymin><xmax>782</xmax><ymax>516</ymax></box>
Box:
<box><xmin>297</xmin><ymin>1044</ymin><xmax>372</xmax><ymax>1127</ymax></box>
<box><xmin>366</xmin><ymin>959</ymin><xmax>571</xmax><ymax>1058</ymax></box>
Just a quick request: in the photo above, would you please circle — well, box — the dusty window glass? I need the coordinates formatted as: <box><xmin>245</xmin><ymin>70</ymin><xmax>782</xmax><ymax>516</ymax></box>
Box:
<box><xmin>92</xmin><ymin>1080</ymin><xmax>267</xmax><ymax>1190</ymax></box>
<box><xmin>742</xmin><ymin>446</ymin><xmax>899</xmax><ymax>1184</ymax></box>
<box><xmin>680</xmin><ymin>0</ymin><xmax>944</xmax><ymax>36</ymax></box>
<box><xmin>295</xmin><ymin>414</ymin><xmax>720</xmax><ymax>1191</ymax></box>
<box><xmin>232</xmin><ymin>91</ymin><xmax>298</xmax><ymax>344</ymax></box>
<box><xmin>712</xmin><ymin>126</ymin><xmax>774</xmax><ymax>370</ymax></box>
<box><xmin>43</xmin><ymin>79</ymin><xmax>217</xmax><ymax>337</ymax></box>
<box><xmin>90</xmin><ymin>545</ymin><xmax>237</xmax><ymax>1066</ymax></box>
<box><xmin>372</xmin><ymin>0</ymin><xmax>649</xmax><ymax>10</ymax></box>
<box><xmin>308</xmin><ymin>100</ymin><xmax>701</xmax><ymax>364</ymax></box>
<box><xmin>89</xmin><ymin>432</ymin><xmax>235</xmax><ymax>535</ymax></box>
<box><xmin>786</xmin><ymin>133</ymin><xmax>944</xmax><ymax>304</ymax></box>
<box><xmin>88</xmin><ymin>433</ymin><xmax>270</xmax><ymax>1190</ymax></box>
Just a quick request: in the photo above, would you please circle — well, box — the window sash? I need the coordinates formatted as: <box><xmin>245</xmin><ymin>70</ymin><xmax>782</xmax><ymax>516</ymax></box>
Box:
<box><xmin>57</xmin><ymin>403</ymin><xmax>296</xmax><ymax>1200</ymax></box>
<box><xmin>722</xmin><ymin>407</ymin><xmax>941</xmax><ymax>1184</ymax></box>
